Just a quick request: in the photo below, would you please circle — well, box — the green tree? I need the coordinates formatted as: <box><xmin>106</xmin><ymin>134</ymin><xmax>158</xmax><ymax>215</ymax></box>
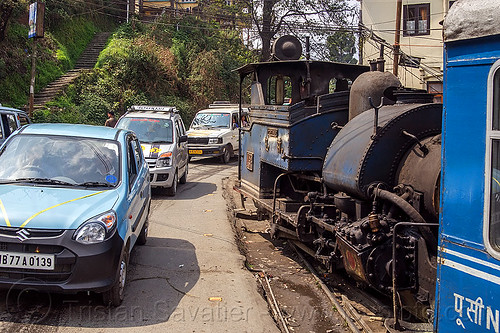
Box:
<box><xmin>326</xmin><ymin>31</ymin><xmax>357</xmax><ymax>64</ymax></box>
<box><xmin>243</xmin><ymin>0</ymin><xmax>351</xmax><ymax>60</ymax></box>
<box><xmin>0</xmin><ymin>0</ymin><xmax>28</xmax><ymax>43</ymax></box>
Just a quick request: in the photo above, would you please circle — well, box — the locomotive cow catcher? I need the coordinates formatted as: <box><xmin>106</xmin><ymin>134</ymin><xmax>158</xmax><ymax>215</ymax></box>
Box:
<box><xmin>234</xmin><ymin>1</ymin><xmax>500</xmax><ymax>331</ymax></box>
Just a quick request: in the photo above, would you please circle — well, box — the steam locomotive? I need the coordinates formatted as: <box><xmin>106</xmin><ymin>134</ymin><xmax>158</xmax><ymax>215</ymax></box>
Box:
<box><xmin>234</xmin><ymin>0</ymin><xmax>500</xmax><ymax>330</ymax></box>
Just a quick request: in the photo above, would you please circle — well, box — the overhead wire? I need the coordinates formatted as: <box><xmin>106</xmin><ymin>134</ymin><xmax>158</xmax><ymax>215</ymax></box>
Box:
<box><xmin>360</xmin><ymin>23</ymin><xmax>443</xmax><ymax>83</ymax></box>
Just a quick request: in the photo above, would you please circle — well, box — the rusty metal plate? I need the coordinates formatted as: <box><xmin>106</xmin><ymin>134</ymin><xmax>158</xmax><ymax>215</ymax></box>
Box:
<box><xmin>246</xmin><ymin>151</ymin><xmax>254</xmax><ymax>171</ymax></box>
<box><xmin>267</xmin><ymin>128</ymin><xmax>278</xmax><ymax>137</ymax></box>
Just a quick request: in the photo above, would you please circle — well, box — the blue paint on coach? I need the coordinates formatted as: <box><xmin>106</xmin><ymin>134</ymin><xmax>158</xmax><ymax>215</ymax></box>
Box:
<box><xmin>436</xmin><ymin>1</ymin><xmax>500</xmax><ymax>331</ymax></box>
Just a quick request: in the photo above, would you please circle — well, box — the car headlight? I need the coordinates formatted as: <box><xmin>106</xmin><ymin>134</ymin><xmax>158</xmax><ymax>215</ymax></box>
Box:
<box><xmin>208</xmin><ymin>138</ymin><xmax>222</xmax><ymax>144</ymax></box>
<box><xmin>156</xmin><ymin>152</ymin><xmax>172</xmax><ymax>168</ymax></box>
<box><xmin>74</xmin><ymin>211</ymin><xmax>116</xmax><ymax>244</ymax></box>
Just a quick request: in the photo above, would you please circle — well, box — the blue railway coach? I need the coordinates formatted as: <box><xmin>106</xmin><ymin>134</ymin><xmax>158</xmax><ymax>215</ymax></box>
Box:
<box><xmin>436</xmin><ymin>1</ymin><xmax>500</xmax><ymax>332</ymax></box>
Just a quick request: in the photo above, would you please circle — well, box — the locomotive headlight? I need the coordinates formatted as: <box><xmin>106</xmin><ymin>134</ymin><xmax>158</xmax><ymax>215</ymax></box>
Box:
<box><xmin>156</xmin><ymin>152</ymin><xmax>172</xmax><ymax>167</ymax></box>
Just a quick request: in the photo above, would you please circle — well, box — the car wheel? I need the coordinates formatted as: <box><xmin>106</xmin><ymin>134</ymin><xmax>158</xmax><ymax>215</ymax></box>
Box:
<box><xmin>137</xmin><ymin>216</ymin><xmax>149</xmax><ymax>245</ymax></box>
<box><xmin>165</xmin><ymin>172</ymin><xmax>177</xmax><ymax>196</ymax></box>
<box><xmin>179</xmin><ymin>163</ymin><xmax>188</xmax><ymax>184</ymax></box>
<box><xmin>103</xmin><ymin>249</ymin><xmax>129</xmax><ymax>307</ymax></box>
<box><xmin>220</xmin><ymin>145</ymin><xmax>232</xmax><ymax>164</ymax></box>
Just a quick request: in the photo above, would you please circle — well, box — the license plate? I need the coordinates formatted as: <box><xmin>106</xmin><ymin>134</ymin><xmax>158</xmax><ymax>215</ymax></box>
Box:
<box><xmin>0</xmin><ymin>251</ymin><xmax>55</xmax><ymax>270</ymax></box>
<box><xmin>189</xmin><ymin>150</ymin><xmax>203</xmax><ymax>155</ymax></box>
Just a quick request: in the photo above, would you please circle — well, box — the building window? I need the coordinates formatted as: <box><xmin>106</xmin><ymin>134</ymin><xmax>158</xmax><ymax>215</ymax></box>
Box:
<box><xmin>486</xmin><ymin>60</ymin><xmax>500</xmax><ymax>257</ymax></box>
<box><xmin>403</xmin><ymin>4</ymin><xmax>430</xmax><ymax>36</ymax></box>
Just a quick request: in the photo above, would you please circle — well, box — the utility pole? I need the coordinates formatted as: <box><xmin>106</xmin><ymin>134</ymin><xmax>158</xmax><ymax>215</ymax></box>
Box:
<box><xmin>29</xmin><ymin>38</ymin><xmax>37</xmax><ymax>117</ymax></box>
<box><xmin>28</xmin><ymin>2</ymin><xmax>44</xmax><ymax>117</ymax></box>
<box><xmin>126</xmin><ymin>0</ymin><xmax>130</xmax><ymax>23</ymax></box>
<box><xmin>393</xmin><ymin>0</ymin><xmax>402</xmax><ymax>77</ymax></box>
<box><xmin>358</xmin><ymin>0</ymin><xmax>363</xmax><ymax>64</ymax></box>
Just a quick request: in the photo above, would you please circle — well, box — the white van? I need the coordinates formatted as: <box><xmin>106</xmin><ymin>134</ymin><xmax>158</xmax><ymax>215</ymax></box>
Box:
<box><xmin>116</xmin><ymin>105</ymin><xmax>188</xmax><ymax>196</ymax></box>
<box><xmin>187</xmin><ymin>102</ymin><xmax>248</xmax><ymax>163</ymax></box>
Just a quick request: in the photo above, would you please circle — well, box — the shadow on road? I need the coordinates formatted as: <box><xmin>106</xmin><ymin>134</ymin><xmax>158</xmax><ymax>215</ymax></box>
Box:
<box><xmin>152</xmin><ymin>181</ymin><xmax>217</xmax><ymax>200</ymax></box>
<box><xmin>0</xmin><ymin>237</ymin><xmax>200</xmax><ymax>329</ymax></box>
<box><xmin>188</xmin><ymin>157</ymin><xmax>238</xmax><ymax>165</ymax></box>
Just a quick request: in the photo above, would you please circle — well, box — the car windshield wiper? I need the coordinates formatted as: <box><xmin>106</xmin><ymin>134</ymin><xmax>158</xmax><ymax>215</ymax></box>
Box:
<box><xmin>0</xmin><ymin>179</ymin><xmax>22</xmax><ymax>184</ymax></box>
<box><xmin>15</xmin><ymin>178</ymin><xmax>76</xmax><ymax>186</ymax></box>
<box><xmin>150</xmin><ymin>140</ymin><xmax>172</xmax><ymax>144</ymax></box>
<box><xmin>76</xmin><ymin>181</ymin><xmax>114</xmax><ymax>188</ymax></box>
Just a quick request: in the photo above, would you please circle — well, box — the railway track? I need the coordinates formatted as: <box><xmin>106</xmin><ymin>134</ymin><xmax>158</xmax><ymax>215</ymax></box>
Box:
<box><xmin>226</xmin><ymin>178</ymin><xmax>432</xmax><ymax>333</ymax></box>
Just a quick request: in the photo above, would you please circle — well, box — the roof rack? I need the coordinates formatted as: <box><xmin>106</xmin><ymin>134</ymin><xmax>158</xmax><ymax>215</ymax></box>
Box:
<box><xmin>208</xmin><ymin>102</ymin><xmax>238</xmax><ymax>108</ymax></box>
<box><xmin>129</xmin><ymin>105</ymin><xmax>178</xmax><ymax>113</ymax></box>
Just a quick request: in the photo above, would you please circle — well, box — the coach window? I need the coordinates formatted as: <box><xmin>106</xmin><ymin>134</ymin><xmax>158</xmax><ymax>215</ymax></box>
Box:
<box><xmin>486</xmin><ymin>60</ymin><xmax>500</xmax><ymax>255</ymax></box>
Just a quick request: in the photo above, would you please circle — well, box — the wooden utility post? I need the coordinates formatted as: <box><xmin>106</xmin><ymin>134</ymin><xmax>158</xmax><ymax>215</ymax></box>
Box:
<box><xmin>29</xmin><ymin>38</ymin><xmax>37</xmax><ymax>117</ymax></box>
<box><xmin>393</xmin><ymin>0</ymin><xmax>402</xmax><ymax>77</ymax></box>
<box><xmin>359</xmin><ymin>0</ymin><xmax>363</xmax><ymax>64</ymax></box>
<box><xmin>28</xmin><ymin>1</ymin><xmax>44</xmax><ymax>117</ymax></box>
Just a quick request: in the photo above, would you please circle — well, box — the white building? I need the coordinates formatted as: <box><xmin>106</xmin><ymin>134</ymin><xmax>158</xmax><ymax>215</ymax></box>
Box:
<box><xmin>361</xmin><ymin>0</ymin><xmax>456</xmax><ymax>101</ymax></box>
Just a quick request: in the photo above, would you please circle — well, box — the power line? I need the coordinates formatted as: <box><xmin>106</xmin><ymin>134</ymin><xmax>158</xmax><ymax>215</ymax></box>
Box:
<box><xmin>360</xmin><ymin>23</ymin><xmax>443</xmax><ymax>83</ymax></box>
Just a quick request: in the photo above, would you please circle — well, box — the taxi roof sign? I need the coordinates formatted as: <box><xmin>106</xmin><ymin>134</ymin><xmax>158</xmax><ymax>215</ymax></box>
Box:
<box><xmin>129</xmin><ymin>105</ymin><xmax>178</xmax><ymax>113</ymax></box>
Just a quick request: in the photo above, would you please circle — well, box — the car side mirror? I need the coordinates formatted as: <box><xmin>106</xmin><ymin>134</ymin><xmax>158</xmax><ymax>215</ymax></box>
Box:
<box><xmin>179</xmin><ymin>135</ymin><xmax>188</xmax><ymax>143</ymax></box>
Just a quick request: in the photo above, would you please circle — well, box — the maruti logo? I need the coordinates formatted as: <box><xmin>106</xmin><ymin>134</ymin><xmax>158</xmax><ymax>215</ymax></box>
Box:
<box><xmin>16</xmin><ymin>229</ymin><xmax>30</xmax><ymax>242</ymax></box>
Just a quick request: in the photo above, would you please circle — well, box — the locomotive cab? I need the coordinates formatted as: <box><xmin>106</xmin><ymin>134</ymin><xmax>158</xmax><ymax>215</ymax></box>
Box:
<box><xmin>237</xmin><ymin>54</ymin><xmax>368</xmax><ymax>200</ymax></box>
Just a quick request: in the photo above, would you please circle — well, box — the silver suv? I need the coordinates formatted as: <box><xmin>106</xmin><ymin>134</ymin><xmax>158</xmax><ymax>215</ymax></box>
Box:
<box><xmin>0</xmin><ymin>104</ymin><xmax>31</xmax><ymax>144</ymax></box>
<box><xmin>116</xmin><ymin>106</ymin><xmax>188</xmax><ymax>196</ymax></box>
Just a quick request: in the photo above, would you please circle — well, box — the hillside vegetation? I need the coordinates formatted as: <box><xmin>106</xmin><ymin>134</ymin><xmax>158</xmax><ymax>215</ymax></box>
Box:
<box><xmin>0</xmin><ymin>17</ymin><xmax>102</xmax><ymax>107</ymax></box>
<box><xmin>0</xmin><ymin>0</ymin><xmax>117</xmax><ymax>107</ymax></box>
<box><xmin>34</xmin><ymin>16</ymin><xmax>255</xmax><ymax>126</ymax></box>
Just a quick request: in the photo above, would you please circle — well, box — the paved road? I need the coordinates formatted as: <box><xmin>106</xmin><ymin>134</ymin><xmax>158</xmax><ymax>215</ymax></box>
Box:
<box><xmin>0</xmin><ymin>159</ymin><xmax>279</xmax><ymax>333</ymax></box>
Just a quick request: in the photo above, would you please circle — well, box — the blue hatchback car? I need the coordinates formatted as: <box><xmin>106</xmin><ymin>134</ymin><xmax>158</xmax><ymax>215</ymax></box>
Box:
<box><xmin>0</xmin><ymin>124</ymin><xmax>151</xmax><ymax>306</ymax></box>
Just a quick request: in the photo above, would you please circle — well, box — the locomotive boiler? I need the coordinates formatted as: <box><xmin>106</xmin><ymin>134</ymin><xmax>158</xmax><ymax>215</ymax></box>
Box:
<box><xmin>235</xmin><ymin>35</ymin><xmax>442</xmax><ymax>322</ymax></box>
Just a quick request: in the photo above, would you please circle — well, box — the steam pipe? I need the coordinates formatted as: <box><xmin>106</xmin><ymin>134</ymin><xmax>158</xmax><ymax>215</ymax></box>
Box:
<box><xmin>373</xmin><ymin>188</ymin><xmax>425</xmax><ymax>223</ymax></box>
<box><xmin>373</xmin><ymin>188</ymin><xmax>437</xmax><ymax>249</ymax></box>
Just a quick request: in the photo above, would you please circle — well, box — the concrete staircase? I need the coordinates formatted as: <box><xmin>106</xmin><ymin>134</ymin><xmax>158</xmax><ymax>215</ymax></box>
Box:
<box><xmin>33</xmin><ymin>32</ymin><xmax>111</xmax><ymax>108</ymax></box>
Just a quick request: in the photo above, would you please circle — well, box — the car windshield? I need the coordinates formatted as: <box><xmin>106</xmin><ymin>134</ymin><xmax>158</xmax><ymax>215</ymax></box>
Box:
<box><xmin>117</xmin><ymin>117</ymin><xmax>173</xmax><ymax>143</ymax></box>
<box><xmin>0</xmin><ymin>135</ymin><xmax>120</xmax><ymax>187</ymax></box>
<box><xmin>191</xmin><ymin>113</ymin><xmax>230</xmax><ymax>129</ymax></box>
